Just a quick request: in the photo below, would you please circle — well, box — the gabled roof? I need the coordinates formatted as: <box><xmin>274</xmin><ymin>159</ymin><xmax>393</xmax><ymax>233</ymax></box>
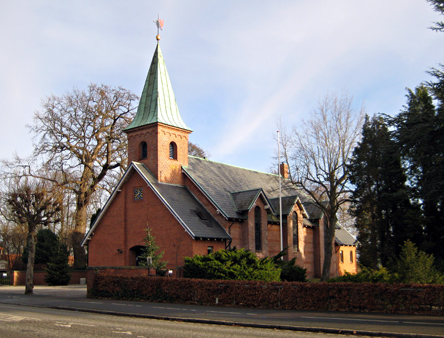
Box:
<box><xmin>82</xmin><ymin>162</ymin><xmax>230</xmax><ymax>246</ymax></box>
<box><xmin>303</xmin><ymin>201</ymin><xmax>326</xmax><ymax>220</ymax></box>
<box><xmin>269</xmin><ymin>196</ymin><xmax>308</xmax><ymax>218</ymax></box>
<box><xmin>183</xmin><ymin>156</ymin><xmax>312</xmax><ymax>220</ymax></box>
<box><xmin>124</xmin><ymin>43</ymin><xmax>191</xmax><ymax>132</ymax></box>
<box><xmin>230</xmin><ymin>188</ymin><xmax>274</xmax><ymax>214</ymax></box>
<box><xmin>335</xmin><ymin>226</ymin><xmax>357</xmax><ymax>246</ymax></box>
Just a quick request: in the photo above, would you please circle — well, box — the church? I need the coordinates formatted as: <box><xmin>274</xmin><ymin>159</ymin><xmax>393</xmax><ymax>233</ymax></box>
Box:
<box><xmin>81</xmin><ymin>34</ymin><xmax>357</xmax><ymax>279</ymax></box>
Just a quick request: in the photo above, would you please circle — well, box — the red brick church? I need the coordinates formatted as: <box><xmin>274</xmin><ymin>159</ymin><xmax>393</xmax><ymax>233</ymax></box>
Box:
<box><xmin>81</xmin><ymin>37</ymin><xmax>357</xmax><ymax>279</ymax></box>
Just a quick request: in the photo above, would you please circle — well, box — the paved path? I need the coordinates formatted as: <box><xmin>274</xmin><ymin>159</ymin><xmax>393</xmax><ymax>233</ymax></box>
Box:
<box><xmin>0</xmin><ymin>285</ymin><xmax>443</xmax><ymax>337</ymax></box>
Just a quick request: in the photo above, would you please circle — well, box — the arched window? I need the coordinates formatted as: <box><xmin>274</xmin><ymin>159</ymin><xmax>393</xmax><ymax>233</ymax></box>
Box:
<box><xmin>254</xmin><ymin>206</ymin><xmax>262</xmax><ymax>251</ymax></box>
<box><xmin>140</xmin><ymin>142</ymin><xmax>147</xmax><ymax>159</ymax></box>
<box><xmin>169</xmin><ymin>142</ymin><xmax>177</xmax><ymax>160</ymax></box>
<box><xmin>292</xmin><ymin>212</ymin><xmax>298</xmax><ymax>252</ymax></box>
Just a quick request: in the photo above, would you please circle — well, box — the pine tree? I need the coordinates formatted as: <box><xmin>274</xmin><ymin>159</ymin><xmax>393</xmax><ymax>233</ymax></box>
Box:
<box><xmin>392</xmin><ymin>240</ymin><xmax>443</xmax><ymax>284</ymax></box>
<box><xmin>137</xmin><ymin>226</ymin><xmax>167</xmax><ymax>274</ymax></box>
<box><xmin>44</xmin><ymin>243</ymin><xmax>71</xmax><ymax>286</ymax></box>
<box><xmin>348</xmin><ymin>115</ymin><xmax>421</xmax><ymax>268</ymax></box>
<box><xmin>389</xmin><ymin>81</ymin><xmax>444</xmax><ymax>268</ymax></box>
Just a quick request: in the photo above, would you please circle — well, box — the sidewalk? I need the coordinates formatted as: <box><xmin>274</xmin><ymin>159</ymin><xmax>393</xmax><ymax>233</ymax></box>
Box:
<box><xmin>0</xmin><ymin>285</ymin><xmax>443</xmax><ymax>338</ymax></box>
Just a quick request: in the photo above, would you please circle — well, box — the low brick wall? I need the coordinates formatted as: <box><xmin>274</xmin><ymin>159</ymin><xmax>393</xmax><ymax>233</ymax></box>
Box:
<box><xmin>87</xmin><ymin>269</ymin><xmax>444</xmax><ymax>315</ymax></box>
<box><xmin>11</xmin><ymin>270</ymin><xmax>87</xmax><ymax>286</ymax></box>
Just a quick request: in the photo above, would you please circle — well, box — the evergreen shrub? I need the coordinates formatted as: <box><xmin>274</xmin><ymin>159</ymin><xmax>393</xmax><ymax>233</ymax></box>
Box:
<box><xmin>183</xmin><ymin>248</ymin><xmax>281</xmax><ymax>282</ymax></box>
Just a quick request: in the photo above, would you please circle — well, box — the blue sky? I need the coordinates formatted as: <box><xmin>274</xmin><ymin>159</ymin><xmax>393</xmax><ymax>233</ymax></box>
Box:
<box><xmin>1</xmin><ymin>1</ymin><xmax>443</xmax><ymax>173</ymax></box>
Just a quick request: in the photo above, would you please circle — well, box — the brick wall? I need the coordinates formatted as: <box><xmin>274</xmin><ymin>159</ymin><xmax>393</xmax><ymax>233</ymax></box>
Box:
<box><xmin>87</xmin><ymin>169</ymin><xmax>226</xmax><ymax>277</ymax></box>
<box><xmin>126</xmin><ymin>123</ymin><xmax>190</xmax><ymax>185</ymax></box>
<box><xmin>11</xmin><ymin>270</ymin><xmax>87</xmax><ymax>286</ymax></box>
<box><xmin>337</xmin><ymin>245</ymin><xmax>358</xmax><ymax>276</ymax></box>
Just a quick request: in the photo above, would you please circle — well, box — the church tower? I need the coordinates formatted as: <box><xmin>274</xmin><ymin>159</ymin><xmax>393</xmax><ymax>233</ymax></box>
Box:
<box><xmin>124</xmin><ymin>36</ymin><xmax>192</xmax><ymax>185</ymax></box>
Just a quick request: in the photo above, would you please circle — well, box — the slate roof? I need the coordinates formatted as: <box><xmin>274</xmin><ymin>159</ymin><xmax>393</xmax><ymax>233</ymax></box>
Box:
<box><xmin>183</xmin><ymin>156</ymin><xmax>312</xmax><ymax>220</ymax></box>
<box><xmin>134</xmin><ymin>163</ymin><xmax>229</xmax><ymax>240</ymax></box>
<box><xmin>82</xmin><ymin>161</ymin><xmax>230</xmax><ymax>246</ymax></box>
<box><xmin>303</xmin><ymin>201</ymin><xmax>326</xmax><ymax>220</ymax></box>
<box><xmin>335</xmin><ymin>226</ymin><xmax>357</xmax><ymax>246</ymax></box>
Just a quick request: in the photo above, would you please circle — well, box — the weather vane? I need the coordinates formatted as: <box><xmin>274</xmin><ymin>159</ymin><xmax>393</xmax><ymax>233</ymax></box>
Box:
<box><xmin>154</xmin><ymin>15</ymin><xmax>164</xmax><ymax>41</ymax></box>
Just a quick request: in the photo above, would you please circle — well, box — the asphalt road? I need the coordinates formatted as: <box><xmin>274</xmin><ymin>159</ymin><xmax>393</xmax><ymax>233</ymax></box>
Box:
<box><xmin>0</xmin><ymin>303</ymin><xmax>379</xmax><ymax>338</ymax></box>
<box><xmin>0</xmin><ymin>285</ymin><xmax>443</xmax><ymax>337</ymax></box>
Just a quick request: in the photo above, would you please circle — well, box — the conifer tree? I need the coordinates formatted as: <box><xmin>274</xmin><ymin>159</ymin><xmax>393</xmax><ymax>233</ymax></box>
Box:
<box><xmin>44</xmin><ymin>243</ymin><xmax>71</xmax><ymax>286</ymax></box>
<box><xmin>426</xmin><ymin>0</ymin><xmax>444</xmax><ymax>32</ymax></box>
<box><xmin>392</xmin><ymin>240</ymin><xmax>443</xmax><ymax>284</ymax></box>
<box><xmin>137</xmin><ymin>226</ymin><xmax>167</xmax><ymax>274</ymax></box>
<box><xmin>389</xmin><ymin>81</ymin><xmax>444</xmax><ymax>268</ymax></box>
<box><xmin>348</xmin><ymin>115</ymin><xmax>421</xmax><ymax>268</ymax></box>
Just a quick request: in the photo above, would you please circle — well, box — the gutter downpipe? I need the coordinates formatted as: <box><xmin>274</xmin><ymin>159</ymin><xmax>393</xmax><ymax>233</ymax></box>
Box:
<box><xmin>226</xmin><ymin>221</ymin><xmax>235</xmax><ymax>249</ymax></box>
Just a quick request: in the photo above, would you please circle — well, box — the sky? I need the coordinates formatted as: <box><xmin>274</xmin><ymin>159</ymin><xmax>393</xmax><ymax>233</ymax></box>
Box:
<box><xmin>1</xmin><ymin>0</ymin><xmax>443</xmax><ymax>173</ymax></box>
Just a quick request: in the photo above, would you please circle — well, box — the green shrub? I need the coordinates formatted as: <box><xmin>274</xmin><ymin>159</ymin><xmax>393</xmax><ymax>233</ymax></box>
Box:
<box><xmin>271</xmin><ymin>250</ymin><xmax>307</xmax><ymax>282</ymax></box>
<box><xmin>183</xmin><ymin>248</ymin><xmax>281</xmax><ymax>282</ymax></box>
<box><xmin>328</xmin><ymin>266</ymin><xmax>395</xmax><ymax>283</ymax></box>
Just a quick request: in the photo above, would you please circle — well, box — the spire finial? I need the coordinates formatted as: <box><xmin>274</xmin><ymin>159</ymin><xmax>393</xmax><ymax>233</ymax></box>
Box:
<box><xmin>154</xmin><ymin>15</ymin><xmax>164</xmax><ymax>42</ymax></box>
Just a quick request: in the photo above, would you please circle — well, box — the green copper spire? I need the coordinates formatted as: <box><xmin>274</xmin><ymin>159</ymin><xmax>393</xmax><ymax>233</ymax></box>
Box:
<box><xmin>125</xmin><ymin>43</ymin><xmax>191</xmax><ymax>131</ymax></box>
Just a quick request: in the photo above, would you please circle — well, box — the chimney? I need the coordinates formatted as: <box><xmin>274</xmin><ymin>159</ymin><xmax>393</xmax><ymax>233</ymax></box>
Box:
<box><xmin>279</xmin><ymin>162</ymin><xmax>289</xmax><ymax>179</ymax></box>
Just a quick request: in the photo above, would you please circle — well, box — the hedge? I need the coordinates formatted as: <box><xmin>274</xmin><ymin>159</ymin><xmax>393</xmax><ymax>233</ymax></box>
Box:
<box><xmin>89</xmin><ymin>272</ymin><xmax>444</xmax><ymax>315</ymax></box>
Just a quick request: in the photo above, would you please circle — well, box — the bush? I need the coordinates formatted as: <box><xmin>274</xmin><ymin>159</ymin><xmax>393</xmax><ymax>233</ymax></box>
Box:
<box><xmin>328</xmin><ymin>266</ymin><xmax>395</xmax><ymax>283</ymax></box>
<box><xmin>272</xmin><ymin>252</ymin><xmax>307</xmax><ymax>282</ymax></box>
<box><xmin>183</xmin><ymin>248</ymin><xmax>281</xmax><ymax>282</ymax></box>
<box><xmin>90</xmin><ymin>272</ymin><xmax>444</xmax><ymax>315</ymax></box>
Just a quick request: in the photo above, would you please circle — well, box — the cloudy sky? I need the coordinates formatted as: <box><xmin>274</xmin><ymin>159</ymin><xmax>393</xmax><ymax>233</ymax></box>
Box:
<box><xmin>1</xmin><ymin>0</ymin><xmax>443</xmax><ymax>173</ymax></box>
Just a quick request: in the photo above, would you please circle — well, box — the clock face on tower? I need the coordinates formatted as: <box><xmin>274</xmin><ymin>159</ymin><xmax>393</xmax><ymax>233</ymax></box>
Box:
<box><xmin>134</xmin><ymin>188</ymin><xmax>143</xmax><ymax>201</ymax></box>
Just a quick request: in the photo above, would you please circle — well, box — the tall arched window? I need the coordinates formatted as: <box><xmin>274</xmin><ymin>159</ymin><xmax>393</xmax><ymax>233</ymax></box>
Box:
<box><xmin>292</xmin><ymin>212</ymin><xmax>299</xmax><ymax>252</ymax></box>
<box><xmin>169</xmin><ymin>142</ymin><xmax>177</xmax><ymax>159</ymax></box>
<box><xmin>254</xmin><ymin>206</ymin><xmax>262</xmax><ymax>251</ymax></box>
<box><xmin>140</xmin><ymin>141</ymin><xmax>147</xmax><ymax>159</ymax></box>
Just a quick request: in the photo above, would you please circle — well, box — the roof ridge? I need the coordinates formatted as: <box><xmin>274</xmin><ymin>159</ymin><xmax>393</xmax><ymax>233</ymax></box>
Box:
<box><xmin>187</xmin><ymin>155</ymin><xmax>280</xmax><ymax>177</ymax></box>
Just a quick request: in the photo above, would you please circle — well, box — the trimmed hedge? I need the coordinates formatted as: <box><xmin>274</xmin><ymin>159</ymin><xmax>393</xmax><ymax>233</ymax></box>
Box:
<box><xmin>89</xmin><ymin>272</ymin><xmax>444</xmax><ymax>315</ymax></box>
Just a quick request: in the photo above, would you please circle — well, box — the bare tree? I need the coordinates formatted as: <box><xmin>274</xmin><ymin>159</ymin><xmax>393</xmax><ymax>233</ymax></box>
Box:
<box><xmin>1</xmin><ymin>177</ymin><xmax>61</xmax><ymax>294</ymax></box>
<box><xmin>280</xmin><ymin>93</ymin><xmax>364</xmax><ymax>280</ymax></box>
<box><xmin>26</xmin><ymin>84</ymin><xmax>138</xmax><ymax>268</ymax></box>
<box><xmin>188</xmin><ymin>142</ymin><xmax>209</xmax><ymax>158</ymax></box>
<box><xmin>0</xmin><ymin>220</ymin><xmax>27</xmax><ymax>269</ymax></box>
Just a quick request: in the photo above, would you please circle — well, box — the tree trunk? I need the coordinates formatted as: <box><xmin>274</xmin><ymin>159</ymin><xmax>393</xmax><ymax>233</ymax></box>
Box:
<box><xmin>25</xmin><ymin>228</ymin><xmax>36</xmax><ymax>295</ymax></box>
<box><xmin>321</xmin><ymin>212</ymin><xmax>337</xmax><ymax>281</ymax></box>
<box><xmin>72</xmin><ymin>200</ymin><xmax>88</xmax><ymax>269</ymax></box>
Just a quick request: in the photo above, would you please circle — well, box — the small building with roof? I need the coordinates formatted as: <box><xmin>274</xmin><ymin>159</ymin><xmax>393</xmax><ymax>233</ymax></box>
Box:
<box><xmin>81</xmin><ymin>35</ymin><xmax>357</xmax><ymax>279</ymax></box>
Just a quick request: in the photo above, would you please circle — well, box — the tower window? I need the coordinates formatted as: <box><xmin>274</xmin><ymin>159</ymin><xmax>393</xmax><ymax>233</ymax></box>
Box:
<box><xmin>254</xmin><ymin>206</ymin><xmax>262</xmax><ymax>251</ymax></box>
<box><xmin>140</xmin><ymin>142</ymin><xmax>147</xmax><ymax>159</ymax></box>
<box><xmin>169</xmin><ymin>142</ymin><xmax>177</xmax><ymax>159</ymax></box>
<box><xmin>292</xmin><ymin>212</ymin><xmax>299</xmax><ymax>252</ymax></box>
